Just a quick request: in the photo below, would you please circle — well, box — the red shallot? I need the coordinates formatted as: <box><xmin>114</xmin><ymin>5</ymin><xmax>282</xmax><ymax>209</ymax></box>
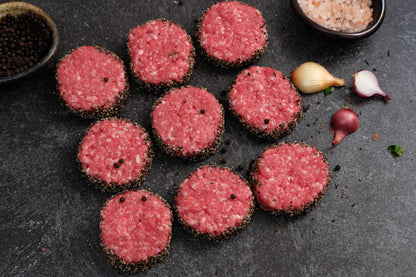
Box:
<box><xmin>329</xmin><ymin>108</ymin><xmax>359</xmax><ymax>146</ymax></box>
<box><xmin>352</xmin><ymin>70</ymin><xmax>391</xmax><ymax>101</ymax></box>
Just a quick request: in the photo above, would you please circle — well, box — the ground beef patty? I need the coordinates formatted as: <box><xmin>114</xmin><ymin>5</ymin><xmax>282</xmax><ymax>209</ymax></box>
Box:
<box><xmin>100</xmin><ymin>190</ymin><xmax>172</xmax><ymax>272</ymax></box>
<box><xmin>128</xmin><ymin>19</ymin><xmax>195</xmax><ymax>93</ymax></box>
<box><xmin>228</xmin><ymin>66</ymin><xmax>303</xmax><ymax>140</ymax></box>
<box><xmin>196</xmin><ymin>1</ymin><xmax>268</xmax><ymax>68</ymax></box>
<box><xmin>175</xmin><ymin>166</ymin><xmax>254</xmax><ymax>240</ymax></box>
<box><xmin>78</xmin><ymin>118</ymin><xmax>153</xmax><ymax>193</ymax></box>
<box><xmin>250</xmin><ymin>142</ymin><xmax>329</xmax><ymax>216</ymax></box>
<box><xmin>56</xmin><ymin>46</ymin><xmax>129</xmax><ymax>118</ymax></box>
<box><xmin>151</xmin><ymin>86</ymin><xmax>224</xmax><ymax>160</ymax></box>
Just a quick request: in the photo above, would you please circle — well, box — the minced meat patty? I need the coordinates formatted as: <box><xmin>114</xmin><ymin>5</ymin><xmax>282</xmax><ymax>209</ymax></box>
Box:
<box><xmin>228</xmin><ymin>66</ymin><xmax>302</xmax><ymax>140</ymax></box>
<box><xmin>56</xmin><ymin>46</ymin><xmax>129</xmax><ymax>118</ymax></box>
<box><xmin>175</xmin><ymin>166</ymin><xmax>254</xmax><ymax>240</ymax></box>
<box><xmin>151</xmin><ymin>86</ymin><xmax>224</xmax><ymax>160</ymax></box>
<box><xmin>251</xmin><ymin>142</ymin><xmax>329</xmax><ymax>215</ymax></box>
<box><xmin>100</xmin><ymin>190</ymin><xmax>172</xmax><ymax>272</ymax></box>
<box><xmin>196</xmin><ymin>1</ymin><xmax>267</xmax><ymax>67</ymax></box>
<box><xmin>128</xmin><ymin>19</ymin><xmax>195</xmax><ymax>91</ymax></box>
<box><xmin>78</xmin><ymin>118</ymin><xmax>153</xmax><ymax>193</ymax></box>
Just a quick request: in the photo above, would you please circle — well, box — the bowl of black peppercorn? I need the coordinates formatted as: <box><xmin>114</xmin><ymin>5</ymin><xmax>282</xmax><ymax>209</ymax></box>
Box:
<box><xmin>0</xmin><ymin>2</ymin><xmax>59</xmax><ymax>84</ymax></box>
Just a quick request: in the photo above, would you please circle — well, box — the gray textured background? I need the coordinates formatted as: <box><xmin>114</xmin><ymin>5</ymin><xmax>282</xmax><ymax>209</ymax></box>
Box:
<box><xmin>1</xmin><ymin>1</ymin><xmax>415</xmax><ymax>276</ymax></box>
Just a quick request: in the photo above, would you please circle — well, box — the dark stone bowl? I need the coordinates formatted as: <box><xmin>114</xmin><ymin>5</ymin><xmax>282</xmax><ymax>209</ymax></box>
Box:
<box><xmin>0</xmin><ymin>1</ymin><xmax>59</xmax><ymax>85</ymax></box>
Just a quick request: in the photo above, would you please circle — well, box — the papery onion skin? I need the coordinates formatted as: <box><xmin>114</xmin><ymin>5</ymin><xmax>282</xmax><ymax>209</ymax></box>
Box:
<box><xmin>291</xmin><ymin>62</ymin><xmax>345</xmax><ymax>94</ymax></box>
<box><xmin>352</xmin><ymin>70</ymin><xmax>391</xmax><ymax>101</ymax></box>
<box><xmin>330</xmin><ymin>108</ymin><xmax>359</xmax><ymax>146</ymax></box>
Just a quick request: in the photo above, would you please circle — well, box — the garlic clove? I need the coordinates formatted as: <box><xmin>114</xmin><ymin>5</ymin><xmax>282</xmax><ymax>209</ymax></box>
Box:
<box><xmin>290</xmin><ymin>62</ymin><xmax>345</xmax><ymax>94</ymax></box>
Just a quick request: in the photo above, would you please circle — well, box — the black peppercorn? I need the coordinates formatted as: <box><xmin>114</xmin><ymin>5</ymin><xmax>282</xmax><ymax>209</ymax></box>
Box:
<box><xmin>114</xmin><ymin>163</ymin><xmax>119</xmax><ymax>168</ymax></box>
<box><xmin>142</xmin><ymin>196</ymin><xmax>147</xmax><ymax>202</ymax></box>
<box><xmin>119</xmin><ymin>197</ymin><xmax>125</xmax><ymax>202</ymax></box>
<box><xmin>200</xmin><ymin>109</ymin><xmax>205</xmax><ymax>114</ymax></box>
<box><xmin>119</xmin><ymin>159</ymin><xmax>124</xmax><ymax>164</ymax></box>
<box><xmin>0</xmin><ymin>12</ymin><xmax>52</xmax><ymax>77</ymax></box>
<box><xmin>231</xmin><ymin>194</ymin><xmax>236</xmax><ymax>199</ymax></box>
<box><xmin>264</xmin><ymin>119</ymin><xmax>270</xmax><ymax>124</ymax></box>
<box><xmin>104</xmin><ymin>77</ymin><xmax>109</xmax><ymax>82</ymax></box>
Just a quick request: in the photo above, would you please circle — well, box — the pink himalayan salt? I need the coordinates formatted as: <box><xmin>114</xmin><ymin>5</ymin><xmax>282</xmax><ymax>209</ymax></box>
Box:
<box><xmin>298</xmin><ymin>0</ymin><xmax>373</xmax><ymax>33</ymax></box>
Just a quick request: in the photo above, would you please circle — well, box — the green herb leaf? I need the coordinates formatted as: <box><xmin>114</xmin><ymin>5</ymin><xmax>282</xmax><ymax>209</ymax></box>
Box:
<box><xmin>324</xmin><ymin>86</ymin><xmax>334</xmax><ymax>95</ymax></box>
<box><xmin>388</xmin><ymin>50</ymin><xmax>391</xmax><ymax>57</ymax></box>
<box><xmin>168</xmin><ymin>51</ymin><xmax>179</xmax><ymax>57</ymax></box>
<box><xmin>387</xmin><ymin>145</ymin><xmax>404</xmax><ymax>159</ymax></box>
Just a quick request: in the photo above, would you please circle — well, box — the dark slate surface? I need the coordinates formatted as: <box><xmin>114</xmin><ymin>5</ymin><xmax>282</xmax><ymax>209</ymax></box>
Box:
<box><xmin>1</xmin><ymin>1</ymin><xmax>415</xmax><ymax>276</ymax></box>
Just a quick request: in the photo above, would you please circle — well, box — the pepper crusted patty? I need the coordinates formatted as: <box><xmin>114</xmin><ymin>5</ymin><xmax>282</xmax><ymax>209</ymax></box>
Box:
<box><xmin>195</xmin><ymin>1</ymin><xmax>268</xmax><ymax>68</ymax></box>
<box><xmin>250</xmin><ymin>142</ymin><xmax>330</xmax><ymax>216</ymax></box>
<box><xmin>56</xmin><ymin>46</ymin><xmax>129</xmax><ymax>119</ymax></box>
<box><xmin>100</xmin><ymin>190</ymin><xmax>172</xmax><ymax>272</ymax></box>
<box><xmin>127</xmin><ymin>19</ymin><xmax>195</xmax><ymax>93</ymax></box>
<box><xmin>175</xmin><ymin>166</ymin><xmax>254</xmax><ymax>240</ymax></box>
<box><xmin>228</xmin><ymin>66</ymin><xmax>303</xmax><ymax>141</ymax></box>
<box><xmin>78</xmin><ymin>117</ymin><xmax>153</xmax><ymax>193</ymax></box>
<box><xmin>151</xmin><ymin>86</ymin><xmax>224</xmax><ymax>161</ymax></box>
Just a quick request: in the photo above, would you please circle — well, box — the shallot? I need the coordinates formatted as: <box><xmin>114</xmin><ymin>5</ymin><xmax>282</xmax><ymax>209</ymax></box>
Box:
<box><xmin>352</xmin><ymin>70</ymin><xmax>391</xmax><ymax>101</ymax></box>
<box><xmin>290</xmin><ymin>62</ymin><xmax>345</xmax><ymax>94</ymax></box>
<box><xmin>329</xmin><ymin>108</ymin><xmax>359</xmax><ymax>146</ymax></box>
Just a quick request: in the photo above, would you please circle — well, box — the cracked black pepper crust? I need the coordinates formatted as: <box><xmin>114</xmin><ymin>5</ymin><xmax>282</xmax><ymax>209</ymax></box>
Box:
<box><xmin>249</xmin><ymin>142</ymin><xmax>331</xmax><ymax>216</ymax></box>
<box><xmin>100</xmin><ymin>190</ymin><xmax>172</xmax><ymax>272</ymax></box>
<box><xmin>227</xmin><ymin>70</ymin><xmax>304</xmax><ymax>141</ymax></box>
<box><xmin>55</xmin><ymin>46</ymin><xmax>130</xmax><ymax>119</ymax></box>
<box><xmin>77</xmin><ymin>117</ymin><xmax>154</xmax><ymax>194</ymax></box>
<box><xmin>174</xmin><ymin>165</ymin><xmax>255</xmax><ymax>241</ymax></box>
<box><xmin>127</xmin><ymin>18</ymin><xmax>196</xmax><ymax>94</ymax></box>
<box><xmin>150</xmin><ymin>86</ymin><xmax>225</xmax><ymax>161</ymax></box>
<box><xmin>194</xmin><ymin>1</ymin><xmax>268</xmax><ymax>68</ymax></box>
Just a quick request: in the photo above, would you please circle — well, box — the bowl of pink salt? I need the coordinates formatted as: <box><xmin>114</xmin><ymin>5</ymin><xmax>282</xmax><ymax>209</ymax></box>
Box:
<box><xmin>291</xmin><ymin>0</ymin><xmax>386</xmax><ymax>39</ymax></box>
